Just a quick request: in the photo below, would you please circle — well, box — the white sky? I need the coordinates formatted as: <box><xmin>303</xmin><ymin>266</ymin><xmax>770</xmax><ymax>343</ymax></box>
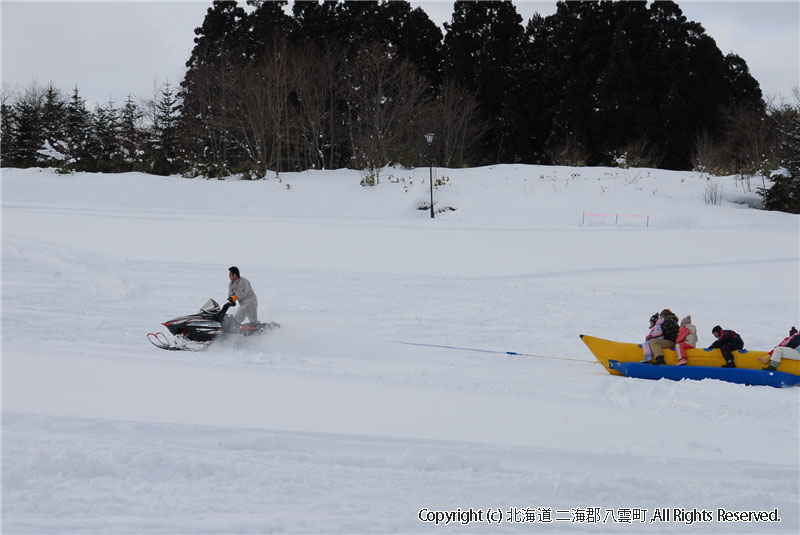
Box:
<box><xmin>1</xmin><ymin>0</ymin><xmax>798</xmax><ymax>108</ymax></box>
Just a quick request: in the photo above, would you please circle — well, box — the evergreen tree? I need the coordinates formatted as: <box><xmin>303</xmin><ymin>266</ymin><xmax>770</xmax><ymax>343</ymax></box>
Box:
<box><xmin>444</xmin><ymin>0</ymin><xmax>525</xmax><ymax>163</ymax></box>
<box><xmin>39</xmin><ymin>84</ymin><xmax>68</xmax><ymax>165</ymax></box>
<box><xmin>723</xmin><ymin>53</ymin><xmax>763</xmax><ymax>110</ymax></box>
<box><xmin>289</xmin><ymin>1</ymin><xmax>442</xmax><ymax>87</ymax></box>
<box><xmin>762</xmin><ymin>103</ymin><xmax>800</xmax><ymax>213</ymax></box>
<box><xmin>330</xmin><ymin>0</ymin><xmax>382</xmax><ymax>52</ymax></box>
<box><xmin>13</xmin><ymin>85</ymin><xmax>45</xmax><ymax>167</ymax></box>
<box><xmin>378</xmin><ymin>1</ymin><xmax>444</xmax><ymax>88</ymax></box>
<box><xmin>119</xmin><ymin>95</ymin><xmax>145</xmax><ymax>171</ymax></box>
<box><xmin>149</xmin><ymin>83</ymin><xmax>181</xmax><ymax>175</ymax></box>
<box><xmin>523</xmin><ymin>2</ymin><xmax>618</xmax><ymax>165</ymax></box>
<box><xmin>181</xmin><ymin>0</ymin><xmax>248</xmax><ymax>175</ymax></box>
<box><xmin>654</xmin><ymin>7</ymin><xmax>728</xmax><ymax>168</ymax></box>
<box><xmin>290</xmin><ymin>0</ymin><xmax>341</xmax><ymax>46</ymax></box>
<box><xmin>513</xmin><ymin>3</ymin><xmax>632</xmax><ymax>165</ymax></box>
<box><xmin>292</xmin><ymin>2</ymin><xmax>340</xmax><ymax>48</ymax></box>
<box><xmin>93</xmin><ymin>99</ymin><xmax>122</xmax><ymax>172</ymax></box>
<box><xmin>589</xmin><ymin>2</ymin><xmax>659</xmax><ymax>164</ymax></box>
<box><xmin>186</xmin><ymin>0</ymin><xmax>248</xmax><ymax>70</ymax></box>
<box><xmin>1</xmin><ymin>92</ymin><xmax>19</xmax><ymax>167</ymax></box>
<box><xmin>516</xmin><ymin>13</ymin><xmax>552</xmax><ymax>164</ymax></box>
<box><xmin>521</xmin><ymin>0</ymin><xmax>765</xmax><ymax>169</ymax></box>
<box><xmin>245</xmin><ymin>0</ymin><xmax>294</xmax><ymax>58</ymax></box>
<box><xmin>63</xmin><ymin>86</ymin><xmax>93</xmax><ymax>170</ymax></box>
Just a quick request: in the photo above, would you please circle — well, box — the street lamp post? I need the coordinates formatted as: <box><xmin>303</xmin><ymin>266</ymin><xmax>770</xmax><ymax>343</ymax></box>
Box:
<box><xmin>425</xmin><ymin>132</ymin><xmax>435</xmax><ymax>219</ymax></box>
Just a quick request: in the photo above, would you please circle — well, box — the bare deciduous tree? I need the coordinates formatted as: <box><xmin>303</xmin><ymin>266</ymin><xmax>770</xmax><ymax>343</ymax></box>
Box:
<box><xmin>721</xmin><ymin>103</ymin><xmax>772</xmax><ymax>177</ymax></box>
<box><xmin>692</xmin><ymin>130</ymin><xmax>719</xmax><ymax>173</ymax></box>
<box><xmin>348</xmin><ymin>45</ymin><xmax>430</xmax><ymax>184</ymax></box>
<box><xmin>228</xmin><ymin>36</ymin><xmax>291</xmax><ymax>175</ymax></box>
<box><xmin>430</xmin><ymin>79</ymin><xmax>487</xmax><ymax>168</ymax></box>
<box><xmin>287</xmin><ymin>43</ymin><xmax>334</xmax><ymax>171</ymax></box>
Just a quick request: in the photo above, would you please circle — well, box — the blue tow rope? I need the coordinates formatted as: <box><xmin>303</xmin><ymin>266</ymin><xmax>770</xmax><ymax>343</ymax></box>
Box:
<box><xmin>393</xmin><ymin>341</ymin><xmax>595</xmax><ymax>364</ymax></box>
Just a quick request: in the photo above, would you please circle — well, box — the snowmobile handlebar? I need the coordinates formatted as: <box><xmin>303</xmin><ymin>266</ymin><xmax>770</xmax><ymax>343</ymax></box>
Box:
<box><xmin>213</xmin><ymin>300</ymin><xmax>233</xmax><ymax>321</ymax></box>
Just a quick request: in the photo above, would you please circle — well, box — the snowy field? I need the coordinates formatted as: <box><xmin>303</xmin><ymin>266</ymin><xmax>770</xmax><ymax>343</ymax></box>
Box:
<box><xmin>2</xmin><ymin>165</ymin><xmax>798</xmax><ymax>533</ymax></box>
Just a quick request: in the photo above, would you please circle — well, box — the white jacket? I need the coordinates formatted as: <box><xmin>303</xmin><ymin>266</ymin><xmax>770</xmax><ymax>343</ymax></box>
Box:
<box><xmin>229</xmin><ymin>277</ymin><xmax>258</xmax><ymax>306</ymax></box>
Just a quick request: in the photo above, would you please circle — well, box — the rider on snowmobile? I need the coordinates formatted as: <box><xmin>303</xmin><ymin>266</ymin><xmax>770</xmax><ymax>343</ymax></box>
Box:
<box><xmin>228</xmin><ymin>266</ymin><xmax>259</xmax><ymax>324</ymax></box>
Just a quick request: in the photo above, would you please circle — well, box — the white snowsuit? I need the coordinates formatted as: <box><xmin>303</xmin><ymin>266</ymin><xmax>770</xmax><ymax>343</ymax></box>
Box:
<box><xmin>229</xmin><ymin>276</ymin><xmax>258</xmax><ymax>324</ymax></box>
<box><xmin>770</xmin><ymin>346</ymin><xmax>800</xmax><ymax>367</ymax></box>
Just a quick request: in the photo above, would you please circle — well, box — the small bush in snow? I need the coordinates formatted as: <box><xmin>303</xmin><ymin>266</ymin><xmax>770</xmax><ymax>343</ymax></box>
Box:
<box><xmin>417</xmin><ymin>202</ymin><xmax>456</xmax><ymax>213</ymax></box>
<box><xmin>360</xmin><ymin>170</ymin><xmax>378</xmax><ymax>187</ymax></box>
<box><xmin>434</xmin><ymin>175</ymin><xmax>451</xmax><ymax>188</ymax></box>
<box><xmin>230</xmin><ymin>162</ymin><xmax>263</xmax><ymax>181</ymax></box>
<box><xmin>610</xmin><ymin>140</ymin><xmax>661</xmax><ymax>169</ymax></box>
<box><xmin>703</xmin><ymin>179</ymin><xmax>721</xmax><ymax>206</ymax></box>
<box><xmin>546</xmin><ymin>138</ymin><xmax>589</xmax><ymax>167</ymax></box>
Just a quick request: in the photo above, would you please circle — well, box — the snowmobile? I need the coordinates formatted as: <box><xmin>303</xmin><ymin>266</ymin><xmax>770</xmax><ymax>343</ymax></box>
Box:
<box><xmin>147</xmin><ymin>298</ymin><xmax>279</xmax><ymax>351</ymax></box>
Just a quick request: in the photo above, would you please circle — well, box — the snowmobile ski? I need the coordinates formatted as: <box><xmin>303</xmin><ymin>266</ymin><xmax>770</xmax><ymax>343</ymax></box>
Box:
<box><xmin>147</xmin><ymin>331</ymin><xmax>211</xmax><ymax>352</ymax></box>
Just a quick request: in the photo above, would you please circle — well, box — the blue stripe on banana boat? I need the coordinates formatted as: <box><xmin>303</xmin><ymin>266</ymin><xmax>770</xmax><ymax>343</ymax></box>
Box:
<box><xmin>608</xmin><ymin>359</ymin><xmax>800</xmax><ymax>388</ymax></box>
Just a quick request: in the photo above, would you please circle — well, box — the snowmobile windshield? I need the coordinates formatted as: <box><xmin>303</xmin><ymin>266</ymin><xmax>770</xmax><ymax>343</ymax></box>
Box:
<box><xmin>200</xmin><ymin>299</ymin><xmax>221</xmax><ymax>314</ymax></box>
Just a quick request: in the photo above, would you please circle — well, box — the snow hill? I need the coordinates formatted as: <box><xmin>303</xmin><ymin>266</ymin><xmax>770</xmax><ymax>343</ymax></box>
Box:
<box><xmin>2</xmin><ymin>165</ymin><xmax>798</xmax><ymax>533</ymax></box>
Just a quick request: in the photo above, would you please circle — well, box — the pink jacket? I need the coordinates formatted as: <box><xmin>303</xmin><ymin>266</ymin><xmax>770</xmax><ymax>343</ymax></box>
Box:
<box><xmin>646</xmin><ymin>319</ymin><xmax>664</xmax><ymax>340</ymax></box>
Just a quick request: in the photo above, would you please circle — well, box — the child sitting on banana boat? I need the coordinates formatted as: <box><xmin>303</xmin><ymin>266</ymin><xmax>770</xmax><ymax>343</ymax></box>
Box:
<box><xmin>760</xmin><ymin>327</ymin><xmax>800</xmax><ymax>371</ymax></box>
<box><xmin>641</xmin><ymin>312</ymin><xmax>662</xmax><ymax>363</ymax></box>
<box><xmin>648</xmin><ymin>309</ymin><xmax>680</xmax><ymax>365</ymax></box>
<box><xmin>674</xmin><ymin>315</ymin><xmax>697</xmax><ymax>366</ymax></box>
<box><xmin>708</xmin><ymin>326</ymin><xmax>744</xmax><ymax>368</ymax></box>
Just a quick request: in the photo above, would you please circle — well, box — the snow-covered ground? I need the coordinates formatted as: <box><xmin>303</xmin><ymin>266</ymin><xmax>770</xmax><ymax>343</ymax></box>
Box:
<box><xmin>2</xmin><ymin>165</ymin><xmax>798</xmax><ymax>533</ymax></box>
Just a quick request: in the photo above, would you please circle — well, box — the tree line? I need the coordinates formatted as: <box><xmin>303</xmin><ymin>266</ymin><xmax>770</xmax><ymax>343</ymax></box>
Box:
<box><xmin>1</xmin><ymin>82</ymin><xmax>181</xmax><ymax>175</ymax></box>
<box><xmin>1</xmin><ymin>0</ymin><xmax>798</xmax><ymax>211</ymax></box>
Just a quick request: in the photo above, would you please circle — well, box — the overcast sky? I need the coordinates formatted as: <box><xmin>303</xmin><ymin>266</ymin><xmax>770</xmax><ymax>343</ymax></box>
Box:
<box><xmin>2</xmin><ymin>0</ymin><xmax>798</xmax><ymax>108</ymax></box>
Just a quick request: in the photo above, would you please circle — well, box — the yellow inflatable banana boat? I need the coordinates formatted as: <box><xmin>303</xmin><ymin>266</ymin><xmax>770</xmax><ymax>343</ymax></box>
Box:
<box><xmin>580</xmin><ymin>334</ymin><xmax>800</xmax><ymax>376</ymax></box>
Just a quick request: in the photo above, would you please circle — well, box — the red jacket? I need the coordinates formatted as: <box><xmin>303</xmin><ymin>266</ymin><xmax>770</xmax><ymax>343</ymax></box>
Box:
<box><xmin>676</xmin><ymin>324</ymin><xmax>697</xmax><ymax>346</ymax></box>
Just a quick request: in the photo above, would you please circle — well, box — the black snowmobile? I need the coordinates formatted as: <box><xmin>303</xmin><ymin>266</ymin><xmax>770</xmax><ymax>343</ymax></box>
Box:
<box><xmin>147</xmin><ymin>298</ymin><xmax>279</xmax><ymax>351</ymax></box>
